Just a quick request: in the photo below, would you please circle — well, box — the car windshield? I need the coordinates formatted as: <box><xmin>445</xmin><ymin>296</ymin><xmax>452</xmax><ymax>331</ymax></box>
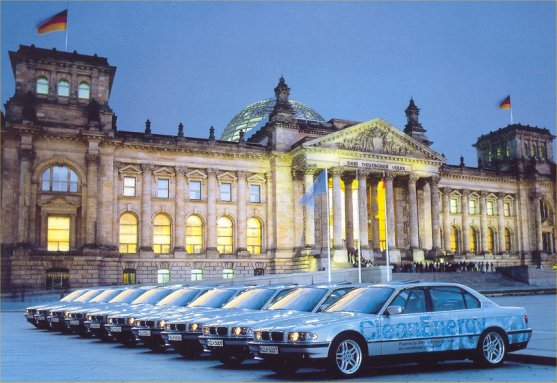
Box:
<box><xmin>156</xmin><ymin>288</ymin><xmax>204</xmax><ymax>307</ymax></box>
<box><xmin>131</xmin><ymin>288</ymin><xmax>174</xmax><ymax>304</ymax></box>
<box><xmin>108</xmin><ymin>289</ymin><xmax>147</xmax><ymax>303</ymax></box>
<box><xmin>222</xmin><ymin>288</ymin><xmax>275</xmax><ymax>310</ymax></box>
<box><xmin>90</xmin><ymin>289</ymin><xmax>124</xmax><ymax>303</ymax></box>
<box><xmin>188</xmin><ymin>289</ymin><xmax>239</xmax><ymax>308</ymax></box>
<box><xmin>60</xmin><ymin>289</ymin><xmax>88</xmax><ymax>302</ymax></box>
<box><xmin>74</xmin><ymin>289</ymin><xmax>104</xmax><ymax>302</ymax></box>
<box><xmin>268</xmin><ymin>287</ymin><xmax>328</xmax><ymax>311</ymax></box>
<box><xmin>326</xmin><ymin>287</ymin><xmax>394</xmax><ymax>314</ymax></box>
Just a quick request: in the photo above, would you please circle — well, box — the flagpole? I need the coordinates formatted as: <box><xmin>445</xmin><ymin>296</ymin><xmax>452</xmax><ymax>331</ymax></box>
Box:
<box><xmin>325</xmin><ymin>167</ymin><xmax>331</xmax><ymax>283</ymax></box>
<box><xmin>383</xmin><ymin>172</ymin><xmax>391</xmax><ymax>282</ymax></box>
<box><xmin>510</xmin><ymin>107</ymin><xmax>514</xmax><ymax>125</ymax></box>
<box><xmin>64</xmin><ymin>4</ymin><xmax>69</xmax><ymax>52</ymax></box>
<box><xmin>356</xmin><ymin>167</ymin><xmax>362</xmax><ymax>283</ymax></box>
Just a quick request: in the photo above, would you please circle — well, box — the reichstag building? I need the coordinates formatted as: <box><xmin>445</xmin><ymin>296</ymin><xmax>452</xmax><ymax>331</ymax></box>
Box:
<box><xmin>1</xmin><ymin>45</ymin><xmax>555</xmax><ymax>290</ymax></box>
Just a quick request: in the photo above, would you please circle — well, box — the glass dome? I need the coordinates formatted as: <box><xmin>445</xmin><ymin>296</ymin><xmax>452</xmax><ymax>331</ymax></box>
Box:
<box><xmin>221</xmin><ymin>98</ymin><xmax>325</xmax><ymax>141</ymax></box>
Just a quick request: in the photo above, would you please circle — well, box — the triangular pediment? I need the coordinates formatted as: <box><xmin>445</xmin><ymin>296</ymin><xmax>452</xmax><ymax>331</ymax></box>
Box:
<box><xmin>153</xmin><ymin>167</ymin><xmax>175</xmax><ymax>177</ymax></box>
<box><xmin>247</xmin><ymin>174</ymin><xmax>266</xmax><ymax>183</ymax></box>
<box><xmin>118</xmin><ymin>164</ymin><xmax>142</xmax><ymax>175</ymax></box>
<box><xmin>186</xmin><ymin>169</ymin><xmax>207</xmax><ymax>179</ymax></box>
<box><xmin>302</xmin><ymin>118</ymin><xmax>445</xmax><ymax>161</ymax></box>
<box><xmin>40</xmin><ymin>196</ymin><xmax>80</xmax><ymax>214</ymax></box>
<box><xmin>217</xmin><ymin>171</ymin><xmax>237</xmax><ymax>182</ymax></box>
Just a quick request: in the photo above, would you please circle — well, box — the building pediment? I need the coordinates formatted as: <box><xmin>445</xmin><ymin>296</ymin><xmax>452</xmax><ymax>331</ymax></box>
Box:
<box><xmin>40</xmin><ymin>196</ymin><xmax>80</xmax><ymax>214</ymax></box>
<box><xmin>301</xmin><ymin>118</ymin><xmax>444</xmax><ymax>161</ymax></box>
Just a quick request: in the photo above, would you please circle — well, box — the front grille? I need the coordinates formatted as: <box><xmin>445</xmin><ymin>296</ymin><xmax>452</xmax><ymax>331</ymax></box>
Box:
<box><xmin>75</xmin><ymin>313</ymin><xmax>83</xmax><ymax>319</ymax></box>
<box><xmin>39</xmin><ymin>310</ymin><xmax>48</xmax><ymax>315</ymax></box>
<box><xmin>177</xmin><ymin>324</ymin><xmax>186</xmax><ymax>332</ymax></box>
<box><xmin>28</xmin><ymin>309</ymin><xmax>37</xmax><ymax>314</ymax></box>
<box><xmin>169</xmin><ymin>323</ymin><xmax>177</xmax><ymax>331</ymax></box>
<box><xmin>217</xmin><ymin>327</ymin><xmax>228</xmax><ymax>336</ymax></box>
<box><xmin>146</xmin><ymin>320</ymin><xmax>155</xmax><ymax>328</ymax></box>
<box><xmin>116</xmin><ymin>318</ymin><xmax>125</xmax><ymax>324</ymax></box>
<box><xmin>271</xmin><ymin>331</ymin><xmax>284</xmax><ymax>341</ymax></box>
<box><xmin>261</xmin><ymin>331</ymin><xmax>271</xmax><ymax>341</ymax></box>
<box><xmin>95</xmin><ymin>315</ymin><xmax>104</xmax><ymax>321</ymax></box>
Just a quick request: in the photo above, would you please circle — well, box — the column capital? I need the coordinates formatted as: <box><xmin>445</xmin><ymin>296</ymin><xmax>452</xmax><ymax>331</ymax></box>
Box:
<box><xmin>206</xmin><ymin>168</ymin><xmax>218</xmax><ymax>177</ymax></box>
<box><xmin>113</xmin><ymin>160</ymin><xmax>125</xmax><ymax>170</ymax></box>
<box><xmin>430</xmin><ymin>175</ymin><xmax>440</xmax><ymax>185</ymax></box>
<box><xmin>302</xmin><ymin>165</ymin><xmax>318</xmax><ymax>176</ymax></box>
<box><xmin>330</xmin><ymin>167</ymin><xmax>343</xmax><ymax>177</ymax></box>
<box><xmin>237</xmin><ymin>170</ymin><xmax>248</xmax><ymax>180</ymax></box>
<box><xmin>384</xmin><ymin>172</ymin><xmax>395</xmax><ymax>181</ymax></box>
<box><xmin>530</xmin><ymin>190</ymin><xmax>542</xmax><ymax>201</ymax></box>
<box><xmin>291</xmin><ymin>169</ymin><xmax>303</xmax><ymax>180</ymax></box>
<box><xmin>175</xmin><ymin>166</ymin><xmax>188</xmax><ymax>176</ymax></box>
<box><xmin>357</xmin><ymin>169</ymin><xmax>372</xmax><ymax>180</ymax></box>
<box><xmin>141</xmin><ymin>163</ymin><xmax>155</xmax><ymax>172</ymax></box>
<box><xmin>462</xmin><ymin>189</ymin><xmax>471</xmax><ymax>197</ymax></box>
<box><xmin>85</xmin><ymin>153</ymin><xmax>100</xmax><ymax>166</ymax></box>
<box><xmin>480</xmin><ymin>190</ymin><xmax>488</xmax><ymax>199</ymax></box>
<box><xmin>341</xmin><ymin>173</ymin><xmax>355</xmax><ymax>184</ymax></box>
<box><xmin>497</xmin><ymin>192</ymin><xmax>507</xmax><ymax>199</ymax></box>
<box><xmin>442</xmin><ymin>187</ymin><xmax>452</xmax><ymax>195</ymax></box>
<box><xmin>408</xmin><ymin>175</ymin><xmax>419</xmax><ymax>184</ymax></box>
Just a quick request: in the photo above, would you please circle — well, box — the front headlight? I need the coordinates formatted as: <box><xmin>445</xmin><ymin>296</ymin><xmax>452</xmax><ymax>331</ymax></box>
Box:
<box><xmin>64</xmin><ymin>311</ymin><xmax>71</xmax><ymax>318</ymax></box>
<box><xmin>254</xmin><ymin>331</ymin><xmax>262</xmax><ymax>341</ymax></box>
<box><xmin>134</xmin><ymin>320</ymin><xmax>141</xmax><ymax>327</ymax></box>
<box><xmin>188</xmin><ymin>323</ymin><xmax>201</xmax><ymax>333</ymax></box>
<box><xmin>87</xmin><ymin>315</ymin><xmax>93</xmax><ymax>321</ymax></box>
<box><xmin>157</xmin><ymin>320</ymin><xmax>166</xmax><ymax>329</ymax></box>
<box><xmin>107</xmin><ymin>318</ymin><xmax>113</xmax><ymax>324</ymax></box>
<box><xmin>231</xmin><ymin>327</ymin><xmax>252</xmax><ymax>336</ymax></box>
<box><xmin>128</xmin><ymin>317</ymin><xmax>135</xmax><ymax>325</ymax></box>
<box><xmin>288</xmin><ymin>332</ymin><xmax>318</xmax><ymax>342</ymax></box>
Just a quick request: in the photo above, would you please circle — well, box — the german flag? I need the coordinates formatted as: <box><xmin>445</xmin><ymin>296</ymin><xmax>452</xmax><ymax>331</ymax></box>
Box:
<box><xmin>499</xmin><ymin>95</ymin><xmax>511</xmax><ymax>110</ymax></box>
<box><xmin>37</xmin><ymin>10</ymin><xmax>67</xmax><ymax>35</ymax></box>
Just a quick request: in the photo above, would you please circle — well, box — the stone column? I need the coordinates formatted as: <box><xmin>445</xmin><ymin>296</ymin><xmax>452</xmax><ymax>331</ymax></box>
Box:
<box><xmin>140</xmin><ymin>163</ymin><xmax>154</xmax><ymax>251</ymax></box>
<box><xmin>85</xmin><ymin>152</ymin><xmax>100</xmax><ymax>247</ymax></box>
<box><xmin>442</xmin><ymin>188</ymin><xmax>451</xmax><ymax>252</ymax></box>
<box><xmin>237</xmin><ymin>171</ymin><xmax>248</xmax><ymax>252</ymax></box>
<box><xmin>385</xmin><ymin>173</ymin><xmax>396</xmax><ymax>249</ymax></box>
<box><xmin>206</xmin><ymin>168</ymin><xmax>218</xmax><ymax>252</ymax></box>
<box><xmin>174</xmin><ymin>166</ymin><xmax>187</xmax><ymax>252</ymax></box>
<box><xmin>331</xmin><ymin>168</ymin><xmax>344</xmax><ymax>250</ymax></box>
<box><xmin>497</xmin><ymin>193</ymin><xmax>506</xmax><ymax>254</ymax></box>
<box><xmin>430</xmin><ymin>177</ymin><xmax>441</xmax><ymax>252</ymax></box>
<box><xmin>16</xmin><ymin>147</ymin><xmax>33</xmax><ymax>244</ymax></box>
<box><xmin>462</xmin><ymin>190</ymin><xmax>470</xmax><ymax>253</ymax></box>
<box><xmin>342</xmin><ymin>174</ymin><xmax>355</xmax><ymax>251</ymax></box>
<box><xmin>531</xmin><ymin>191</ymin><xmax>543</xmax><ymax>252</ymax></box>
<box><xmin>408</xmin><ymin>176</ymin><xmax>419</xmax><ymax>249</ymax></box>
<box><xmin>303</xmin><ymin>168</ymin><xmax>316</xmax><ymax>248</ymax></box>
<box><xmin>421</xmin><ymin>181</ymin><xmax>432</xmax><ymax>250</ymax></box>
<box><xmin>357</xmin><ymin>171</ymin><xmax>370</xmax><ymax>253</ymax></box>
<box><xmin>480</xmin><ymin>191</ymin><xmax>488</xmax><ymax>253</ymax></box>
<box><xmin>370</xmin><ymin>178</ymin><xmax>380</xmax><ymax>250</ymax></box>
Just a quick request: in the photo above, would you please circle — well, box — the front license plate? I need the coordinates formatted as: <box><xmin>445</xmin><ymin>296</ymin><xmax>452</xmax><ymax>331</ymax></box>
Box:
<box><xmin>26</xmin><ymin>314</ymin><xmax>34</xmax><ymax>319</ymax></box>
<box><xmin>51</xmin><ymin>317</ymin><xmax>60</xmax><ymax>323</ymax></box>
<box><xmin>259</xmin><ymin>346</ymin><xmax>279</xmax><ymax>355</ymax></box>
<box><xmin>90</xmin><ymin>323</ymin><xmax>101</xmax><ymax>329</ymax></box>
<box><xmin>207</xmin><ymin>339</ymin><xmax>224</xmax><ymax>347</ymax></box>
<box><xmin>168</xmin><ymin>334</ymin><xmax>182</xmax><ymax>341</ymax></box>
<box><xmin>70</xmin><ymin>320</ymin><xmax>79</xmax><ymax>326</ymax></box>
<box><xmin>36</xmin><ymin>316</ymin><xmax>45</xmax><ymax>321</ymax></box>
<box><xmin>138</xmin><ymin>329</ymin><xmax>151</xmax><ymax>337</ymax></box>
<box><xmin>110</xmin><ymin>326</ymin><xmax>122</xmax><ymax>333</ymax></box>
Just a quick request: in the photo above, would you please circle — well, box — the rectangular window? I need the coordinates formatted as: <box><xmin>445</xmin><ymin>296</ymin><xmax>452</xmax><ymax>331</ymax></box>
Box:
<box><xmin>191</xmin><ymin>269</ymin><xmax>203</xmax><ymax>281</ymax></box>
<box><xmin>47</xmin><ymin>216</ymin><xmax>70</xmax><ymax>251</ymax></box>
<box><xmin>123</xmin><ymin>176</ymin><xmax>136</xmax><ymax>197</ymax></box>
<box><xmin>486</xmin><ymin>200</ymin><xmax>495</xmax><ymax>216</ymax></box>
<box><xmin>223</xmin><ymin>268</ymin><xmax>235</xmax><ymax>279</ymax></box>
<box><xmin>468</xmin><ymin>199</ymin><xmax>477</xmax><ymax>215</ymax></box>
<box><xmin>220</xmin><ymin>182</ymin><xmax>232</xmax><ymax>202</ymax></box>
<box><xmin>504</xmin><ymin>202</ymin><xmax>511</xmax><ymax>217</ymax></box>
<box><xmin>157</xmin><ymin>179</ymin><xmax>169</xmax><ymax>198</ymax></box>
<box><xmin>189</xmin><ymin>180</ymin><xmax>201</xmax><ymax>200</ymax></box>
<box><xmin>250</xmin><ymin>184</ymin><xmax>261</xmax><ymax>203</ymax></box>
<box><xmin>449</xmin><ymin>198</ymin><xmax>458</xmax><ymax>214</ymax></box>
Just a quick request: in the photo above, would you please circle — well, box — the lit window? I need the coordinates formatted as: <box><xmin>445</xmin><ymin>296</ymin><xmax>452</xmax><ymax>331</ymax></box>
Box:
<box><xmin>157</xmin><ymin>179</ymin><xmax>169</xmax><ymax>198</ymax></box>
<box><xmin>486</xmin><ymin>200</ymin><xmax>494</xmax><ymax>216</ymax></box>
<box><xmin>450</xmin><ymin>226</ymin><xmax>459</xmax><ymax>253</ymax></box>
<box><xmin>191</xmin><ymin>268</ymin><xmax>203</xmax><ymax>281</ymax></box>
<box><xmin>250</xmin><ymin>184</ymin><xmax>261</xmax><ymax>203</ymax></box>
<box><xmin>530</xmin><ymin>144</ymin><xmax>536</xmax><ymax>158</ymax></box>
<box><xmin>185</xmin><ymin>215</ymin><xmax>203</xmax><ymax>254</ymax></box>
<box><xmin>157</xmin><ymin>269</ymin><xmax>170</xmax><ymax>284</ymax></box>
<box><xmin>487</xmin><ymin>228</ymin><xmax>495</xmax><ymax>253</ymax></box>
<box><xmin>254</xmin><ymin>268</ymin><xmax>265</xmax><ymax>276</ymax></box>
<box><xmin>41</xmin><ymin>165</ymin><xmax>79</xmax><ymax>192</ymax></box>
<box><xmin>189</xmin><ymin>180</ymin><xmax>201</xmax><ymax>200</ymax></box>
<box><xmin>47</xmin><ymin>216</ymin><xmax>70</xmax><ymax>251</ymax></box>
<box><xmin>46</xmin><ymin>268</ymin><xmax>69</xmax><ymax>289</ymax></box>
<box><xmin>123</xmin><ymin>268</ymin><xmax>136</xmax><ymax>285</ymax></box>
<box><xmin>468</xmin><ymin>199</ymin><xmax>477</xmax><ymax>215</ymax></box>
<box><xmin>220</xmin><ymin>182</ymin><xmax>232</xmax><ymax>202</ymax></box>
<box><xmin>504</xmin><ymin>201</ymin><xmax>511</xmax><ymax>217</ymax></box>
<box><xmin>223</xmin><ymin>268</ymin><xmax>234</xmax><ymax>279</ymax></box>
<box><xmin>469</xmin><ymin>227</ymin><xmax>478</xmax><ymax>254</ymax></box>
<box><xmin>217</xmin><ymin>216</ymin><xmax>233</xmax><ymax>254</ymax></box>
<box><xmin>57</xmin><ymin>79</ymin><xmax>70</xmax><ymax>97</ymax></box>
<box><xmin>486</xmin><ymin>149</ymin><xmax>492</xmax><ymax>162</ymax></box>
<box><xmin>246</xmin><ymin>217</ymin><xmax>261</xmax><ymax>254</ymax></box>
<box><xmin>123</xmin><ymin>176</ymin><xmax>136</xmax><ymax>197</ymax></box>
<box><xmin>504</xmin><ymin>228</ymin><xmax>511</xmax><ymax>252</ymax></box>
<box><xmin>118</xmin><ymin>213</ymin><xmax>138</xmax><ymax>254</ymax></box>
<box><xmin>153</xmin><ymin>214</ymin><xmax>171</xmax><ymax>254</ymax></box>
<box><xmin>36</xmin><ymin>76</ymin><xmax>49</xmax><ymax>95</ymax></box>
<box><xmin>505</xmin><ymin>145</ymin><xmax>510</xmax><ymax>157</ymax></box>
<box><xmin>496</xmin><ymin>147</ymin><xmax>502</xmax><ymax>159</ymax></box>
<box><xmin>449</xmin><ymin>197</ymin><xmax>458</xmax><ymax>214</ymax></box>
<box><xmin>78</xmin><ymin>82</ymin><xmax>90</xmax><ymax>99</ymax></box>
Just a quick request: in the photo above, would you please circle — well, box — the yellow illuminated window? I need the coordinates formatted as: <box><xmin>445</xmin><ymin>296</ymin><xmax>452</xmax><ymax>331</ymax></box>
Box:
<box><xmin>217</xmin><ymin>216</ymin><xmax>233</xmax><ymax>254</ymax></box>
<box><xmin>185</xmin><ymin>215</ymin><xmax>203</xmax><ymax>254</ymax></box>
<box><xmin>153</xmin><ymin>214</ymin><xmax>171</xmax><ymax>254</ymax></box>
<box><xmin>450</xmin><ymin>226</ymin><xmax>459</xmax><ymax>253</ymax></box>
<box><xmin>47</xmin><ymin>216</ymin><xmax>70</xmax><ymax>251</ymax></box>
<box><xmin>46</xmin><ymin>268</ymin><xmax>69</xmax><ymax>289</ymax></box>
<box><xmin>119</xmin><ymin>213</ymin><xmax>138</xmax><ymax>254</ymax></box>
<box><xmin>247</xmin><ymin>217</ymin><xmax>262</xmax><ymax>254</ymax></box>
<box><xmin>487</xmin><ymin>228</ymin><xmax>495</xmax><ymax>253</ymax></box>
<box><xmin>504</xmin><ymin>228</ymin><xmax>511</xmax><ymax>252</ymax></box>
<box><xmin>123</xmin><ymin>268</ymin><xmax>136</xmax><ymax>285</ymax></box>
<box><xmin>469</xmin><ymin>227</ymin><xmax>478</xmax><ymax>254</ymax></box>
<box><xmin>504</xmin><ymin>201</ymin><xmax>511</xmax><ymax>217</ymax></box>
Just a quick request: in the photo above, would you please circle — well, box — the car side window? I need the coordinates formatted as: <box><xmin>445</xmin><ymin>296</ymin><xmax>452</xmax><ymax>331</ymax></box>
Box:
<box><xmin>430</xmin><ymin>286</ymin><xmax>466</xmax><ymax>311</ymax></box>
<box><xmin>463</xmin><ymin>291</ymin><xmax>481</xmax><ymax>309</ymax></box>
<box><xmin>391</xmin><ymin>288</ymin><xmax>427</xmax><ymax>314</ymax></box>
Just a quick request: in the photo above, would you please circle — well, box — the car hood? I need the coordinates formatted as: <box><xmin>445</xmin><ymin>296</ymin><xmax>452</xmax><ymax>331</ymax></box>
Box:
<box><xmin>203</xmin><ymin>309</ymin><xmax>313</xmax><ymax>328</ymax></box>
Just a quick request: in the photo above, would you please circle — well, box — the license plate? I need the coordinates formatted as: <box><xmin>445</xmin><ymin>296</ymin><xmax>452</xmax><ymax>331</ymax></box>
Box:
<box><xmin>51</xmin><ymin>317</ymin><xmax>60</xmax><ymax>323</ymax></box>
<box><xmin>138</xmin><ymin>329</ymin><xmax>151</xmax><ymax>337</ymax></box>
<box><xmin>208</xmin><ymin>339</ymin><xmax>224</xmax><ymax>347</ymax></box>
<box><xmin>168</xmin><ymin>334</ymin><xmax>182</xmax><ymax>341</ymax></box>
<box><xmin>259</xmin><ymin>345</ymin><xmax>279</xmax><ymax>355</ymax></box>
<box><xmin>26</xmin><ymin>314</ymin><xmax>34</xmax><ymax>319</ymax></box>
<box><xmin>110</xmin><ymin>326</ymin><xmax>122</xmax><ymax>333</ymax></box>
<box><xmin>90</xmin><ymin>323</ymin><xmax>101</xmax><ymax>329</ymax></box>
<box><xmin>36</xmin><ymin>316</ymin><xmax>45</xmax><ymax>320</ymax></box>
<box><xmin>70</xmin><ymin>320</ymin><xmax>79</xmax><ymax>326</ymax></box>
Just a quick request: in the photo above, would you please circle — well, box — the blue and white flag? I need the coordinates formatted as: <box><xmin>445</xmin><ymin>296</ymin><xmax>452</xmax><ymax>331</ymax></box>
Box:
<box><xmin>300</xmin><ymin>169</ymin><xmax>328</xmax><ymax>206</ymax></box>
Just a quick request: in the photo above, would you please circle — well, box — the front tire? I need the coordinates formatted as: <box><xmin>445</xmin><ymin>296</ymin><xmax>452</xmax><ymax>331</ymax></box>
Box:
<box><xmin>327</xmin><ymin>335</ymin><xmax>365</xmax><ymax>378</ymax></box>
<box><xmin>475</xmin><ymin>330</ymin><xmax>506</xmax><ymax>367</ymax></box>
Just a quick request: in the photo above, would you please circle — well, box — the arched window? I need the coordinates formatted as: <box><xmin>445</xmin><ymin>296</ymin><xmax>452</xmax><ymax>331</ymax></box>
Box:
<box><xmin>41</xmin><ymin>165</ymin><xmax>79</xmax><ymax>192</ymax></box>
<box><xmin>57</xmin><ymin>79</ymin><xmax>70</xmax><ymax>97</ymax></box>
<box><xmin>46</xmin><ymin>268</ymin><xmax>69</xmax><ymax>289</ymax></box>
<box><xmin>450</xmin><ymin>225</ymin><xmax>460</xmax><ymax>254</ymax></box>
<box><xmin>185</xmin><ymin>215</ymin><xmax>203</xmax><ymax>254</ymax></box>
<box><xmin>78</xmin><ymin>81</ymin><xmax>90</xmax><ymax>99</ymax></box>
<box><xmin>157</xmin><ymin>269</ymin><xmax>170</xmax><ymax>284</ymax></box>
<box><xmin>247</xmin><ymin>217</ymin><xmax>262</xmax><ymax>254</ymax></box>
<box><xmin>487</xmin><ymin>227</ymin><xmax>495</xmax><ymax>253</ymax></box>
<box><xmin>504</xmin><ymin>228</ymin><xmax>512</xmax><ymax>253</ymax></box>
<box><xmin>119</xmin><ymin>213</ymin><xmax>138</xmax><ymax>254</ymax></box>
<box><xmin>36</xmin><ymin>76</ymin><xmax>49</xmax><ymax>94</ymax></box>
<box><xmin>217</xmin><ymin>216</ymin><xmax>233</xmax><ymax>254</ymax></box>
<box><xmin>153</xmin><ymin>214</ymin><xmax>171</xmax><ymax>254</ymax></box>
<box><xmin>469</xmin><ymin>227</ymin><xmax>479</xmax><ymax>254</ymax></box>
<box><xmin>123</xmin><ymin>268</ymin><xmax>136</xmax><ymax>285</ymax></box>
<box><xmin>47</xmin><ymin>216</ymin><xmax>70</xmax><ymax>251</ymax></box>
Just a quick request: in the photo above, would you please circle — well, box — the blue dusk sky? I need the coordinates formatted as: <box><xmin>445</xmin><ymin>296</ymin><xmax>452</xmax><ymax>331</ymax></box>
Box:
<box><xmin>2</xmin><ymin>1</ymin><xmax>555</xmax><ymax>165</ymax></box>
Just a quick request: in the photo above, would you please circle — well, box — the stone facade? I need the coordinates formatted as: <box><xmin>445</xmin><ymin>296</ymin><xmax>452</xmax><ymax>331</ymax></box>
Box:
<box><xmin>1</xmin><ymin>45</ymin><xmax>555</xmax><ymax>290</ymax></box>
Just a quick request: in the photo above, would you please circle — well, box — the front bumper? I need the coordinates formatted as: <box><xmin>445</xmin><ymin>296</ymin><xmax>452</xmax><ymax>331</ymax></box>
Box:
<box><xmin>248</xmin><ymin>341</ymin><xmax>330</xmax><ymax>360</ymax></box>
<box><xmin>132</xmin><ymin>327</ymin><xmax>164</xmax><ymax>343</ymax></box>
<box><xmin>47</xmin><ymin>315</ymin><xmax>71</xmax><ymax>331</ymax></box>
<box><xmin>199</xmin><ymin>335</ymin><xmax>252</xmax><ymax>354</ymax></box>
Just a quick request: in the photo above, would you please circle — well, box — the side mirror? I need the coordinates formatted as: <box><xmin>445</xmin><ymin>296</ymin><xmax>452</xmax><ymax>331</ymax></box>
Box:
<box><xmin>385</xmin><ymin>305</ymin><xmax>403</xmax><ymax>316</ymax></box>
